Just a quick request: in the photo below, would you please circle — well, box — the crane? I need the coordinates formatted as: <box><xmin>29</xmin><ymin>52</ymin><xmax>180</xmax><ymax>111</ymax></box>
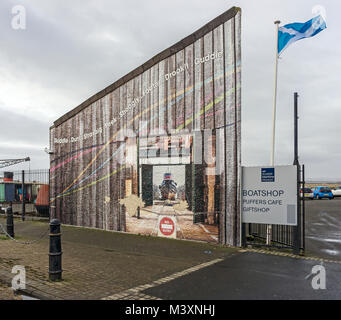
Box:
<box><xmin>0</xmin><ymin>157</ymin><xmax>30</xmax><ymax>169</ymax></box>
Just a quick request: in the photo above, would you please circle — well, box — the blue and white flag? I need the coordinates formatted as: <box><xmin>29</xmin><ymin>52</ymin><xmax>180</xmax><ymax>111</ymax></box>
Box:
<box><xmin>278</xmin><ymin>15</ymin><xmax>327</xmax><ymax>55</ymax></box>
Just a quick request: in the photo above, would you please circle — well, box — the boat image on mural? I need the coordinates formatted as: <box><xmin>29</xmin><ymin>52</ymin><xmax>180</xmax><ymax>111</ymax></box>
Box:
<box><xmin>159</xmin><ymin>173</ymin><xmax>177</xmax><ymax>200</ymax></box>
<box><xmin>49</xmin><ymin>6</ymin><xmax>241</xmax><ymax>245</ymax></box>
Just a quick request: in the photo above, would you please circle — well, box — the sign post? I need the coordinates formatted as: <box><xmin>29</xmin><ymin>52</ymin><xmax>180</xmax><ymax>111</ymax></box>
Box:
<box><xmin>293</xmin><ymin>92</ymin><xmax>301</xmax><ymax>255</ymax></box>
<box><xmin>158</xmin><ymin>216</ymin><xmax>177</xmax><ymax>239</ymax></box>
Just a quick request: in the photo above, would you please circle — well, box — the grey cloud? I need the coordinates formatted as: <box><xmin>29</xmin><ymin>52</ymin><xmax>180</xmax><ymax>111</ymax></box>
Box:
<box><xmin>0</xmin><ymin>106</ymin><xmax>49</xmax><ymax>169</ymax></box>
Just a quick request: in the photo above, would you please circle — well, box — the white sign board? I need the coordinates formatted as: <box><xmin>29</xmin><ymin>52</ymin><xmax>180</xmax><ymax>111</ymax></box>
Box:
<box><xmin>242</xmin><ymin>165</ymin><xmax>297</xmax><ymax>226</ymax></box>
<box><xmin>157</xmin><ymin>215</ymin><xmax>177</xmax><ymax>238</ymax></box>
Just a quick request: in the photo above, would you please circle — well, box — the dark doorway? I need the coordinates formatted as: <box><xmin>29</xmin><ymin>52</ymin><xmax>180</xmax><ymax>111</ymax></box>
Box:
<box><xmin>141</xmin><ymin>164</ymin><xmax>153</xmax><ymax>206</ymax></box>
<box><xmin>185</xmin><ymin>164</ymin><xmax>192</xmax><ymax>210</ymax></box>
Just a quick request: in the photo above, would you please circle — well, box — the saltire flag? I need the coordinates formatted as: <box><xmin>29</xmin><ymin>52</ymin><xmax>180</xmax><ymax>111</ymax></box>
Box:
<box><xmin>278</xmin><ymin>14</ymin><xmax>327</xmax><ymax>55</ymax></box>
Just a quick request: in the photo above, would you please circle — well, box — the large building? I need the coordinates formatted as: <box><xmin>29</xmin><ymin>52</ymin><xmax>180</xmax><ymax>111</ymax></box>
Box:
<box><xmin>50</xmin><ymin>6</ymin><xmax>241</xmax><ymax>246</ymax></box>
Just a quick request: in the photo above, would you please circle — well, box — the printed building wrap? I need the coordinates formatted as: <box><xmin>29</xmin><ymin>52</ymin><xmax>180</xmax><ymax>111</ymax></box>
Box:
<box><xmin>50</xmin><ymin>7</ymin><xmax>242</xmax><ymax>246</ymax></box>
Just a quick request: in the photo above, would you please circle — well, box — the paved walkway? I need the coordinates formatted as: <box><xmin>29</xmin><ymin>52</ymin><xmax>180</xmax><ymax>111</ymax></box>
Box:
<box><xmin>1</xmin><ymin>217</ymin><xmax>340</xmax><ymax>300</ymax></box>
<box><xmin>0</xmin><ymin>281</ymin><xmax>22</xmax><ymax>300</ymax></box>
<box><xmin>0</xmin><ymin>217</ymin><xmax>235</xmax><ymax>300</ymax></box>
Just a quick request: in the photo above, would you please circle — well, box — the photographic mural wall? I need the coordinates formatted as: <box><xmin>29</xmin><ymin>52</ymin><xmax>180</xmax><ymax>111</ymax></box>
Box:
<box><xmin>50</xmin><ymin>7</ymin><xmax>241</xmax><ymax>246</ymax></box>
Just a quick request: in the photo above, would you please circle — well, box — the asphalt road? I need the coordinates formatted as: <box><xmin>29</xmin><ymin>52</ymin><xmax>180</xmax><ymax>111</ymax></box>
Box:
<box><xmin>144</xmin><ymin>252</ymin><xmax>341</xmax><ymax>300</ymax></box>
<box><xmin>141</xmin><ymin>197</ymin><xmax>341</xmax><ymax>300</ymax></box>
<box><xmin>305</xmin><ymin>197</ymin><xmax>341</xmax><ymax>260</ymax></box>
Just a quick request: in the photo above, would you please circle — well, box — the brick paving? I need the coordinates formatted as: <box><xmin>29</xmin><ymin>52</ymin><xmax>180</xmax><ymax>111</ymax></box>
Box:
<box><xmin>0</xmin><ymin>281</ymin><xmax>22</xmax><ymax>300</ymax></box>
<box><xmin>0</xmin><ymin>217</ymin><xmax>236</xmax><ymax>300</ymax></box>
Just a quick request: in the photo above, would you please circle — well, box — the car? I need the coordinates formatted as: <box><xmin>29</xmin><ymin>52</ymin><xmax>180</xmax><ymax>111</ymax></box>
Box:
<box><xmin>300</xmin><ymin>187</ymin><xmax>314</xmax><ymax>199</ymax></box>
<box><xmin>332</xmin><ymin>186</ymin><xmax>341</xmax><ymax>197</ymax></box>
<box><xmin>312</xmin><ymin>186</ymin><xmax>334</xmax><ymax>200</ymax></box>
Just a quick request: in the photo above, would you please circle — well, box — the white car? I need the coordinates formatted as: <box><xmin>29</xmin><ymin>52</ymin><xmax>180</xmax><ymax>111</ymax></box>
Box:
<box><xmin>332</xmin><ymin>186</ymin><xmax>341</xmax><ymax>197</ymax></box>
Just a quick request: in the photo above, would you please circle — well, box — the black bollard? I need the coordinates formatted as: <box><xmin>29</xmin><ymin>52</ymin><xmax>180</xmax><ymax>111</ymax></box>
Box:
<box><xmin>48</xmin><ymin>219</ymin><xmax>62</xmax><ymax>281</ymax></box>
<box><xmin>6</xmin><ymin>202</ymin><xmax>14</xmax><ymax>238</ymax></box>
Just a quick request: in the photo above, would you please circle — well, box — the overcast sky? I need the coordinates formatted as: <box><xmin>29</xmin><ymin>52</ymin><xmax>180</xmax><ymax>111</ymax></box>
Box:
<box><xmin>0</xmin><ymin>0</ymin><xmax>339</xmax><ymax>181</ymax></box>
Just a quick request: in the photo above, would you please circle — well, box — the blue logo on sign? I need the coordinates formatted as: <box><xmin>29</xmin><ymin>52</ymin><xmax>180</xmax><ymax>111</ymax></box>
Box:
<box><xmin>261</xmin><ymin>168</ymin><xmax>275</xmax><ymax>182</ymax></box>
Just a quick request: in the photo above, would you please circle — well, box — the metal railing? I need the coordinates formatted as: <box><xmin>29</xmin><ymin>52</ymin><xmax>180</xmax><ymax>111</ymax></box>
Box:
<box><xmin>0</xmin><ymin>169</ymin><xmax>50</xmax><ymax>218</ymax></box>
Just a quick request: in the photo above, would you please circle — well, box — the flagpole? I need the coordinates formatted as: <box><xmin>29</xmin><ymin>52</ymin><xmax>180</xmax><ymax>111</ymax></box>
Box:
<box><xmin>266</xmin><ymin>20</ymin><xmax>281</xmax><ymax>245</ymax></box>
<box><xmin>270</xmin><ymin>20</ymin><xmax>281</xmax><ymax>166</ymax></box>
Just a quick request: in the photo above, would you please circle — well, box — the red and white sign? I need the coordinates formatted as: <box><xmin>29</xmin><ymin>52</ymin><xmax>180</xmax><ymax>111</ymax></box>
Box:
<box><xmin>158</xmin><ymin>216</ymin><xmax>177</xmax><ymax>238</ymax></box>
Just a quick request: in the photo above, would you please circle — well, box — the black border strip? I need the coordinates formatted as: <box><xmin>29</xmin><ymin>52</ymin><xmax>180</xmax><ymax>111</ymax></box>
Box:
<box><xmin>52</xmin><ymin>6</ymin><xmax>240</xmax><ymax>128</ymax></box>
